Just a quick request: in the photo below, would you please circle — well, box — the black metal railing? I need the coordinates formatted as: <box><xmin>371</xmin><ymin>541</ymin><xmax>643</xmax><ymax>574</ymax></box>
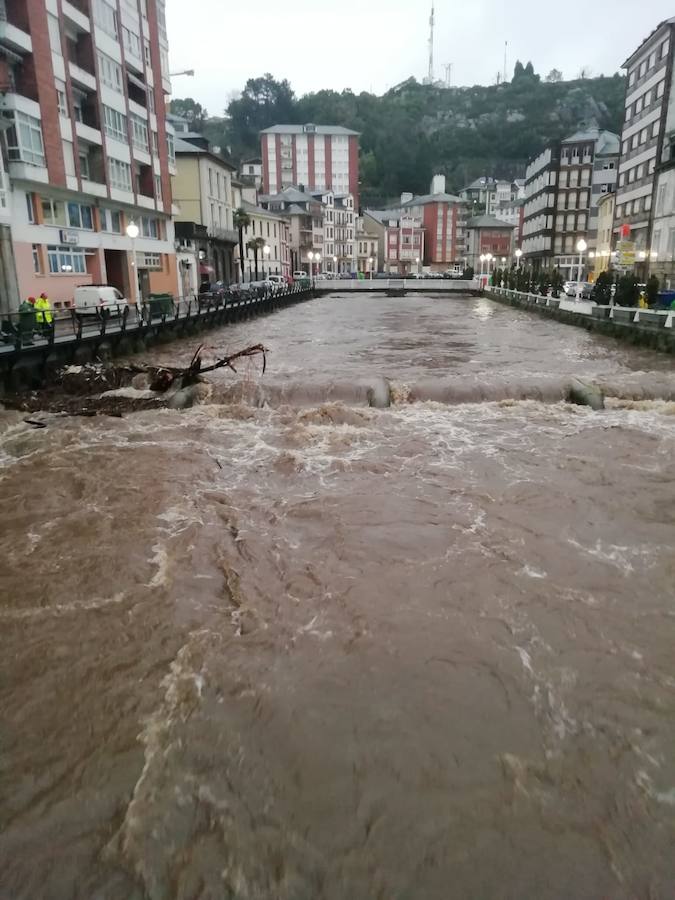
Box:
<box><xmin>0</xmin><ymin>282</ymin><xmax>309</xmax><ymax>353</ymax></box>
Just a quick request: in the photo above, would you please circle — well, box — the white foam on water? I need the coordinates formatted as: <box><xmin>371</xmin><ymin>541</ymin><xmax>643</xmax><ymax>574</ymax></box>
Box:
<box><xmin>147</xmin><ymin>544</ymin><xmax>170</xmax><ymax>588</ymax></box>
<box><xmin>519</xmin><ymin>565</ymin><xmax>548</xmax><ymax>579</ymax></box>
<box><xmin>0</xmin><ymin>592</ymin><xmax>125</xmax><ymax>620</ymax></box>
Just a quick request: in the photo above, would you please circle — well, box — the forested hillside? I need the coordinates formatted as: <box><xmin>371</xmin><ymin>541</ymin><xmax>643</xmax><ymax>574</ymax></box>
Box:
<box><xmin>172</xmin><ymin>64</ymin><xmax>626</xmax><ymax>207</ymax></box>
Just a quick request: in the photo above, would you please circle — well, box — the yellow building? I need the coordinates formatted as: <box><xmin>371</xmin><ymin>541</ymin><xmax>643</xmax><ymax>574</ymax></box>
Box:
<box><xmin>593</xmin><ymin>192</ymin><xmax>616</xmax><ymax>278</ymax></box>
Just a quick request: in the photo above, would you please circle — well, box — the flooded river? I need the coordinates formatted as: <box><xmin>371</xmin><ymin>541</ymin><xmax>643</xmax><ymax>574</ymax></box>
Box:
<box><xmin>1</xmin><ymin>293</ymin><xmax>674</xmax><ymax>899</ymax></box>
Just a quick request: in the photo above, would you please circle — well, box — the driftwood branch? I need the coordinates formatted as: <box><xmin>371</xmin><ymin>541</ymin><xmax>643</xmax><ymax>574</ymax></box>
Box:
<box><xmin>129</xmin><ymin>343</ymin><xmax>268</xmax><ymax>388</ymax></box>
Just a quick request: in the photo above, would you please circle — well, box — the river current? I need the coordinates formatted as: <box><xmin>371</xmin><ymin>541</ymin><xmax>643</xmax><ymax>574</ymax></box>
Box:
<box><xmin>1</xmin><ymin>293</ymin><xmax>674</xmax><ymax>899</ymax></box>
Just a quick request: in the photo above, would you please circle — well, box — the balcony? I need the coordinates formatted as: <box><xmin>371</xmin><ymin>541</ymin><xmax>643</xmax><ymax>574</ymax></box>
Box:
<box><xmin>81</xmin><ymin>178</ymin><xmax>107</xmax><ymax>198</ymax></box>
<box><xmin>62</xmin><ymin>0</ymin><xmax>90</xmax><ymax>32</ymax></box>
<box><xmin>76</xmin><ymin>120</ymin><xmax>102</xmax><ymax>145</ymax></box>
<box><xmin>69</xmin><ymin>61</ymin><xmax>96</xmax><ymax>91</ymax></box>
<box><xmin>0</xmin><ymin>20</ymin><xmax>31</xmax><ymax>54</ymax></box>
<box><xmin>207</xmin><ymin>225</ymin><xmax>238</xmax><ymax>245</ymax></box>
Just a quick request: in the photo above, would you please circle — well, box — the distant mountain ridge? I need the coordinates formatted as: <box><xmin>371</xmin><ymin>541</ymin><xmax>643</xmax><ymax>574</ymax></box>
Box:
<box><xmin>172</xmin><ymin>68</ymin><xmax>626</xmax><ymax>208</ymax></box>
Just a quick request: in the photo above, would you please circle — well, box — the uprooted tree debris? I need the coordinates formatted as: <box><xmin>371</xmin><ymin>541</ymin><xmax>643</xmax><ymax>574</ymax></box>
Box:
<box><xmin>4</xmin><ymin>344</ymin><xmax>268</xmax><ymax>418</ymax></box>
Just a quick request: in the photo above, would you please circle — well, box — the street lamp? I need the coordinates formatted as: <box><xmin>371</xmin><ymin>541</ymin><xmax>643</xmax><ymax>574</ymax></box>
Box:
<box><xmin>415</xmin><ymin>255</ymin><xmax>420</xmax><ymax>277</ymax></box>
<box><xmin>307</xmin><ymin>250</ymin><xmax>314</xmax><ymax>278</ymax></box>
<box><xmin>126</xmin><ymin>220</ymin><xmax>140</xmax><ymax>316</ymax></box>
<box><xmin>515</xmin><ymin>248</ymin><xmax>523</xmax><ymax>270</ymax></box>
<box><xmin>315</xmin><ymin>252</ymin><xmax>322</xmax><ymax>275</ymax></box>
<box><xmin>575</xmin><ymin>238</ymin><xmax>587</xmax><ymax>300</ymax></box>
<box><xmin>479</xmin><ymin>254</ymin><xmax>486</xmax><ymax>279</ymax></box>
<box><xmin>333</xmin><ymin>254</ymin><xmax>338</xmax><ymax>277</ymax></box>
<box><xmin>368</xmin><ymin>256</ymin><xmax>374</xmax><ymax>279</ymax></box>
<box><xmin>263</xmin><ymin>243</ymin><xmax>270</xmax><ymax>280</ymax></box>
<box><xmin>485</xmin><ymin>252</ymin><xmax>493</xmax><ymax>284</ymax></box>
<box><xmin>169</xmin><ymin>69</ymin><xmax>195</xmax><ymax>77</ymax></box>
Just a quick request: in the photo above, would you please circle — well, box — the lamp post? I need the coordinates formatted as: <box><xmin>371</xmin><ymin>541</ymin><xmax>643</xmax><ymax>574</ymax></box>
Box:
<box><xmin>307</xmin><ymin>250</ymin><xmax>314</xmax><ymax>278</ymax></box>
<box><xmin>479</xmin><ymin>254</ymin><xmax>486</xmax><ymax>280</ymax></box>
<box><xmin>575</xmin><ymin>238</ymin><xmax>587</xmax><ymax>300</ymax></box>
<box><xmin>126</xmin><ymin>220</ymin><xmax>140</xmax><ymax>317</ymax></box>
<box><xmin>333</xmin><ymin>255</ymin><xmax>338</xmax><ymax>278</ymax></box>
<box><xmin>316</xmin><ymin>252</ymin><xmax>322</xmax><ymax>276</ymax></box>
<box><xmin>263</xmin><ymin>243</ymin><xmax>270</xmax><ymax>280</ymax></box>
<box><xmin>515</xmin><ymin>248</ymin><xmax>523</xmax><ymax>270</ymax></box>
<box><xmin>415</xmin><ymin>256</ymin><xmax>420</xmax><ymax>277</ymax></box>
<box><xmin>368</xmin><ymin>256</ymin><xmax>374</xmax><ymax>279</ymax></box>
<box><xmin>485</xmin><ymin>252</ymin><xmax>493</xmax><ymax>286</ymax></box>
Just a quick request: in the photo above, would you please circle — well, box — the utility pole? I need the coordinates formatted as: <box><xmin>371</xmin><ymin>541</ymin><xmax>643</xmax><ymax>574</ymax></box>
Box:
<box><xmin>0</xmin><ymin>224</ymin><xmax>20</xmax><ymax>317</ymax></box>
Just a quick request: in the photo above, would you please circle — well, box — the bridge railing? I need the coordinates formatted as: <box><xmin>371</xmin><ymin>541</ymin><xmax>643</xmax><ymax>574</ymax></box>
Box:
<box><xmin>314</xmin><ymin>278</ymin><xmax>478</xmax><ymax>291</ymax></box>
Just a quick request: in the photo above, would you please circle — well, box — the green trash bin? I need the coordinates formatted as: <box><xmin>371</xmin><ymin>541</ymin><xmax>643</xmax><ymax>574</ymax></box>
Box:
<box><xmin>18</xmin><ymin>301</ymin><xmax>36</xmax><ymax>345</ymax></box>
<box><xmin>148</xmin><ymin>293</ymin><xmax>175</xmax><ymax>319</ymax></box>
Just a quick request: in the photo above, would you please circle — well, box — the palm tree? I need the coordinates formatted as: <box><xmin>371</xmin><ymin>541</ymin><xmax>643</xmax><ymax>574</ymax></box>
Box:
<box><xmin>233</xmin><ymin>207</ymin><xmax>251</xmax><ymax>282</ymax></box>
<box><xmin>246</xmin><ymin>236</ymin><xmax>266</xmax><ymax>281</ymax></box>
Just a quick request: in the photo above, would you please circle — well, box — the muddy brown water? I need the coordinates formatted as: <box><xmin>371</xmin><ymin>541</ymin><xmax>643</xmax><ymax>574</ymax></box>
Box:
<box><xmin>1</xmin><ymin>293</ymin><xmax>675</xmax><ymax>899</ymax></box>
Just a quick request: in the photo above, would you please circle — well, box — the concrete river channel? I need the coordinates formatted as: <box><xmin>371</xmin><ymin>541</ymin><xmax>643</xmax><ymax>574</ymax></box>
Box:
<box><xmin>1</xmin><ymin>292</ymin><xmax>674</xmax><ymax>899</ymax></box>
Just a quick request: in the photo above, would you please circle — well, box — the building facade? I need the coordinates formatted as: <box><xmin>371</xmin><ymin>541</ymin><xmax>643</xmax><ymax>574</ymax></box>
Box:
<box><xmin>356</xmin><ymin>216</ymin><xmax>379</xmax><ymax>274</ymax></box>
<box><xmin>593</xmin><ymin>191</ymin><xmax>616</xmax><ymax>277</ymax></box>
<box><xmin>172</xmin><ymin>133</ymin><xmax>237</xmax><ymax>292</ymax></box>
<box><xmin>260</xmin><ymin>124</ymin><xmax>359</xmax><ymax>207</ymax></box>
<box><xmin>383</xmin><ymin>214</ymin><xmax>424</xmax><ymax>275</ymax></box>
<box><xmin>1</xmin><ymin>0</ymin><xmax>178</xmax><ymax>308</ymax></box>
<box><xmin>236</xmin><ymin>198</ymin><xmax>290</xmax><ymax>282</ymax></box>
<box><xmin>522</xmin><ymin>145</ymin><xmax>560</xmax><ymax>268</ymax></box>
<box><xmin>401</xmin><ymin>176</ymin><xmax>467</xmax><ymax>271</ymax></box>
<box><xmin>465</xmin><ymin>215</ymin><xmax>516</xmax><ymax>271</ymax></box>
<box><xmin>650</xmin><ymin>168</ymin><xmax>675</xmax><ymax>287</ymax></box>
<box><xmin>552</xmin><ymin>128</ymin><xmax>619</xmax><ymax>278</ymax></box>
<box><xmin>614</xmin><ymin>18</ymin><xmax>675</xmax><ymax>266</ymax></box>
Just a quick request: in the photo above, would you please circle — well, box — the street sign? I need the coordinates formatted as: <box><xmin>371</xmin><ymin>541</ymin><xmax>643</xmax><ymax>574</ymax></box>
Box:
<box><xmin>618</xmin><ymin>240</ymin><xmax>635</xmax><ymax>268</ymax></box>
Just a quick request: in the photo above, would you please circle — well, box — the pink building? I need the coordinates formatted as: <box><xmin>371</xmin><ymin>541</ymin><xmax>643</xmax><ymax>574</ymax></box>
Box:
<box><xmin>384</xmin><ymin>215</ymin><xmax>425</xmax><ymax>275</ymax></box>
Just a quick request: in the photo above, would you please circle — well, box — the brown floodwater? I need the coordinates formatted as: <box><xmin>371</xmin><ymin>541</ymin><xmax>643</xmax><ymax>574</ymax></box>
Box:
<box><xmin>1</xmin><ymin>293</ymin><xmax>674</xmax><ymax>899</ymax></box>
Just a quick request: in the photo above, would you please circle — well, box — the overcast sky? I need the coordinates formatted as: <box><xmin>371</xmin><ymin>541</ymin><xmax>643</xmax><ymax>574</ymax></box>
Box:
<box><xmin>165</xmin><ymin>0</ymin><xmax>673</xmax><ymax>115</ymax></box>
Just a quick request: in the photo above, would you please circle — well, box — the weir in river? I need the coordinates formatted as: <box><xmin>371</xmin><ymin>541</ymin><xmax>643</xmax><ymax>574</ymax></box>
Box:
<box><xmin>1</xmin><ymin>292</ymin><xmax>674</xmax><ymax>899</ymax></box>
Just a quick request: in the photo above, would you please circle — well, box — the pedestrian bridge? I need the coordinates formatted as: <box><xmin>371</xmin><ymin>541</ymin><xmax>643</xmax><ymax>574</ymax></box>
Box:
<box><xmin>315</xmin><ymin>278</ymin><xmax>479</xmax><ymax>294</ymax></box>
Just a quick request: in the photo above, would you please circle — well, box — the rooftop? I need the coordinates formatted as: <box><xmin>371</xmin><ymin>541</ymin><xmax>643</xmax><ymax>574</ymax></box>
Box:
<box><xmin>261</xmin><ymin>123</ymin><xmax>359</xmax><ymax>136</ymax></box>
<box><xmin>562</xmin><ymin>127</ymin><xmax>620</xmax><ymax>155</ymax></box>
<box><xmin>467</xmin><ymin>214</ymin><xmax>516</xmax><ymax>229</ymax></box>
<box><xmin>402</xmin><ymin>191</ymin><xmax>463</xmax><ymax>207</ymax></box>
<box><xmin>622</xmin><ymin>17</ymin><xmax>675</xmax><ymax>68</ymax></box>
<box><xmin>174</xmin><ymin>135</ymin><xmax>237</xmax><ymax>169</ymax></box>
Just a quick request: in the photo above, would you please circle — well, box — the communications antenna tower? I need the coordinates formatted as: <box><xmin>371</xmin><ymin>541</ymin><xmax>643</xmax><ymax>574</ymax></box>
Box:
<box><xmin>427</xmin><ymin>3</ymin><xmax>435</xmax><ymax>84</ymax></box>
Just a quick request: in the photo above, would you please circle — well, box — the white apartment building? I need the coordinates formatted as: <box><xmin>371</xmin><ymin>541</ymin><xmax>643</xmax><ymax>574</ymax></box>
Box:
<box><xmin>522</xmin><ymin>147</ymin><xmax>559</xmax><ymax>266</ymax></box>
<box><xmin>615</xmin><ymin>18</ymin><xmax>675</xmax><ymax>257</ymax></box>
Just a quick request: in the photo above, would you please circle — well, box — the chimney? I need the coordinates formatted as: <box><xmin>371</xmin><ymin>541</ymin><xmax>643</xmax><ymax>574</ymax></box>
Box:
<box><xmin>431</xmin><ymin>174</ymin><xmax>446</xmax><ymax>195</ymax></box>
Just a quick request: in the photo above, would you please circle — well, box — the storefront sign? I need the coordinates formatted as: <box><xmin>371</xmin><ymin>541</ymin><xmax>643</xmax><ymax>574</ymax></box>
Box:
<box><xmin>59</xmin><ymin>229</ymin><xmax>79</xmax><ymax>245</ymax></box>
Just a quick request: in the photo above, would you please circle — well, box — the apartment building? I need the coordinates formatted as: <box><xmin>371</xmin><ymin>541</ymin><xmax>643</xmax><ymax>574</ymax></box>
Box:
<box><xmin>593</xmin><ymin>192</ymin><xmax>617</xmax><ymax>277</ymax></box>
<box><xmin>260</xmin><ymin>124</ymin><xmax>359</xmax><ymax>207</ymax></box>
<box><xmin>552</xmin><ymin>128</ymin><xmax>619</xmax><ymax>277</ymax></box>
<box><xmin>236</xmin><ymin>198</ymin><xmax>290</xmax><ymax>282</ymax></box>
<box><xmin>493</xmin><ymin>198</ymin><xmax>525</xmax><ymax>245</ymax></box>
<box><xmin>614</xmin><ymin>18</ymin><xmax>675</xmax><ymax>262</ymax></box>
<box><xmin>383</xmin><ymin>214</ymin><xmax>424</xmax><ymax>276</ymax></box>
<box><xmin>260</xmin><ymin>185</ymin><xmax>356</xmax><ymax>275</ymax></box>
<box><xmin>356</xmin><ymin>217</ymin><xmax>379</xmax><ymax>274</ymax></box>
<box><xmin>522</xmin><ymin>145</ymin><xmax>560</xmax><ymax>268</ymax></box>
<box><xmin>171</xmin><ymin>132</ymin><xmax>237</xmax><ymax>292</ymax></box>
<box><xmin>401</xmin><ymin>175</ymin><xmax>467</xmax><ymax>271</ymax></box>
<box><xmin>0</xmin><ymin>0</ymin><xmax>178</xmax><ymax>307</ymax></box>
<box><xmin>465</xmin><ymin>214</ymin><xmax>516</xmax><ymax>271</ymax></box>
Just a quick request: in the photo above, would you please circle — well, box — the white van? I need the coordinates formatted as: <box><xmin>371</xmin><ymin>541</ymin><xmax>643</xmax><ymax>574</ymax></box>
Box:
<box><xmin>73</xmin><ymin>285</ymin><xmax>129</xmax><ymax>316</ymax></box>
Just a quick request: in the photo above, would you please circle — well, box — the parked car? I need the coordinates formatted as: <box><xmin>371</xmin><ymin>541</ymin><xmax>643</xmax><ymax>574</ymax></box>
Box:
<box><xmin>266</xmin><ymin>275</ymin><xmax>285</xmax><ymax>285</ymax></box>
<box><xmin>73</xmin><ymin>285</ymin><xmax>128</xmax><ymax>317</ymax></box>
<box><xmin>293</xmin><ymin>271</ymin><xmax>309</xmax><ymax>281</ymax></box>
<box><xmin>567</xmin><ymin>282</ymin><xmax>595</xmax><ymax>299</ymax></box>
<box><xmin>564</xmin><ymin>281</ymin><xmax>578</xmax><ymax>296</ymax></box>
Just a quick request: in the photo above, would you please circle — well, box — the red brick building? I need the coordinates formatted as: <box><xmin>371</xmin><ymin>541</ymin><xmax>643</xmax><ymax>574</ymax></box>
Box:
<box><xmin>401</xmin><ymin>182</ymin><xmax>467</xmax><ymax>271</ymax></box>
<box><xmin>466</xmin><ymin>215</ymin><xmax>516</xmax><ymax>271</ymax></box>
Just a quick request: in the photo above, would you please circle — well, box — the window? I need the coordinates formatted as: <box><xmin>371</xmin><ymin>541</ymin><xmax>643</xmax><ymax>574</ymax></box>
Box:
<box><xmin>93</xmin><ymin>0</ymin><xmax>118</xmax><ymax>37</ymax></box>
<box><xmin>621</xmin><ymin>139</ymin><xmax>628</xmax><ymax>155</ymax></box>
<box><xmin>97</xmin><ymin>51</ymin><xmax>122</xmax><ymax>92</ymax></box>
<box><xmin>78</xmin><ymin>148</ymin><xmax>90</xmax><ymax>179</ymax></box>
<box><xmin>635</xmin><ymin>97</ymin><xmax>643</xmax><ymax>113</ymax></box>
<box><xmin>208</xmin><ymin>169</ymin><xmax>213</xmax><ymax>195</ymax></box>
<box><xmin>637</xmin><ymin>163</ymin><xmax>645</xmax><ymax>179</ymax></box>
<box><xmin>7</xmin><ymin>112</ymin><xmax>45</xmax><ymax>166</ymax></box>
<box><xmin>147</xmin><ymin>90</ymin><xmax>155</xmax><ymax>113</ymax></box>
<box><xmin>152</xmin><ymin>131</ymin><xmax>159</xmax><ymax>153</ymax></box>
<box><xmin>41</xmin><ymin>198</ymin><xmax>65</xmax><ymax>225</ymax></box>
<box><xmin>140</xmin><ymin>216</ymin><xmax>159</xmax><ymax>238</ymax></box>
<box><xmin>56</xmin><ymin>89</ymin><xmax>67</xmax><ymax>117</ymax></box>
<box><xmin>166</xmin><ymin>132</ymin><xmax>175</xmax><ymax>165</ymax></box>
<box><xmin>67</xmin><ymin>202</ymin><xmax>93</xmax><ymax>229</ymax></box>
<box><xmin>652</xmin><ymin>120</ymin><xmax>660</xmax><ymax>139</ymax></box>
<box><xmin>640</xmin><ymin>128</ymin><xmax>648</xmax><ymax>145</ymax></box>
<box><xmin>662</xmin><ymin>39</ymin><xmax>670</xmax><ymax>59</ymax></box>
<box><xmin>32</xmin><ymin>245</ymin><xmax>41</xmax><ymax>273</ymax></box>
<box><xmin>648</xmin><ymin>52</ymin><xmax>656</xmax><ymax>70</ymax></box>
<box><xmin>601</xmin><ymin>184</ymin><xmax>609</xmax><ymax>194</ymax></box>
<box><xmin>144</xmin><ymin>39</ymin><xmax>151</xmax><ymax>65</ymax></box>
<box><xmin>631</xmin><ymin>134</ymin><xmax>639</xmax><ymax>150</ymax></box>
<box><xmin>629</xmin><ymin>71</ymin><xmax>636</xmax><ymax>86</ymax></box>
<box><xmin>122</xmin><ymin>26</ymin><xmax>141</xmax><ymax>59</ymax></box>
<box><xmin>656</xmin><ymin>80</ymin><xmax>665</xmax><ymax>99</ymax></box>
<box><xmin>645</xmin><ymin>194</ymin><xmax>652</xmax><ymax>212</ymax></box>
<box><xmin>108</xmin><ymin>157</ymin><xmax>132</xmax><ymax>191</ymax></box>
<box><xmin>47</xmin><ymin>245</ymin><xmax>86</xmax><ymax>273</ymax></box>
<box><xmin>26</xmin><ymin>193</ymin><xmax>35</xmax><ymax>223</ymax></box>
<box><xmin>103</xmin><ymin>105</ymin><xmax>127</xmax><ymax>142</ymax></box>
<box><xmin>648</xmin><ymin>158</ymin><xmax>656</xmax><ymax>176</ymax></box>
<box><xmin>130</xmin><ymin>113</ymin><xmax>149</xmax><ymax>151</ymax></box>
<box><xmin>602</xmin><ymin>161</ymin><xmax>615</xmax><ymax>170</ymax></box>
<box><xmin>154</xmin><ymin>174</ymin><xmax>162</xmax><ymax>201</ymax></box>
<box><xmin>101</xmin><ymin>208</ymin><xmax>122</xmax><ymax>232</ymax></box>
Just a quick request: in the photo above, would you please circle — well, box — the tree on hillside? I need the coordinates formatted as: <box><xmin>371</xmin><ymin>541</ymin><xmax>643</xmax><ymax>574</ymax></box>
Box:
<box><xmin>170</xmin><ymin>98</ymin><xmax>208</xmax><ymax>130</ymax></box>
<box><xmin>546</xmin><ymin>69</ymin><xmax>563</xmax><ymax>83</ymax></box>
<box><xmin>227</xmin><ymin>74</ymin><xmax>297</xmax><ymax>158</ymax></box>
<box><xmin>578</xmin><ymin>66</ymin><xmax>593</xmax><ymax>80</ymax></box>
<box><xmin>513</xmin><ymin>61</ymin><xmax>525</xmax><ymax>80</ymax></box>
